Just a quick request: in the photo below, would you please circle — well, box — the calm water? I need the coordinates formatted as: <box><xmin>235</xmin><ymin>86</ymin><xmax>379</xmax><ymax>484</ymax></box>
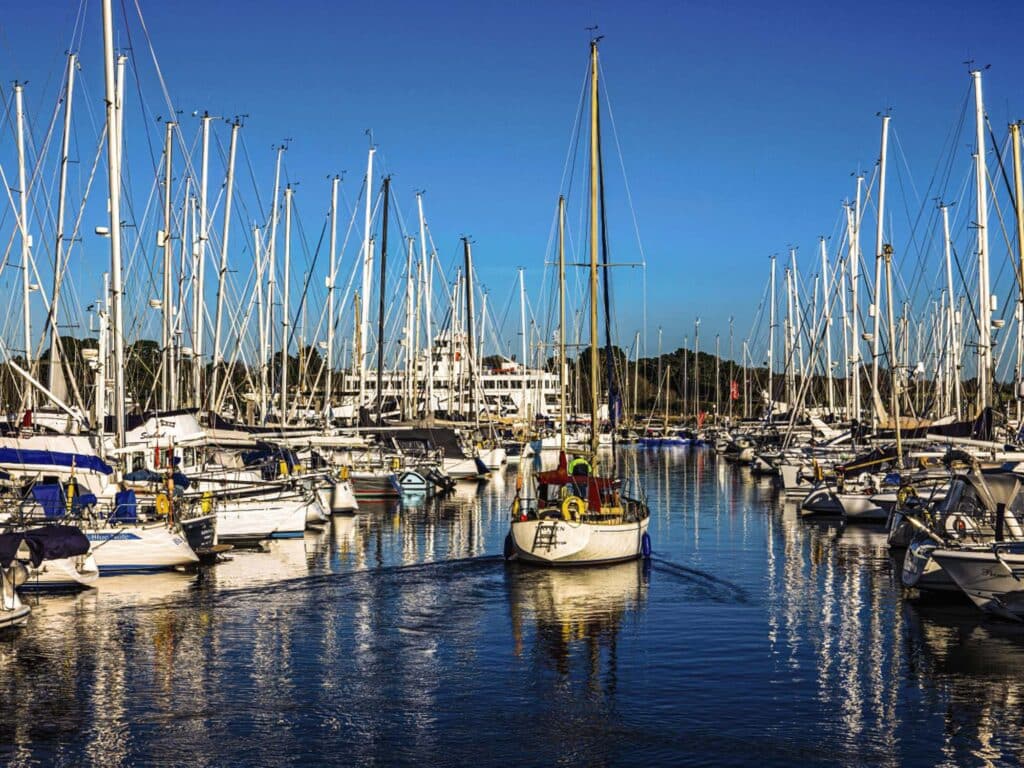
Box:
<box><xmin>2</xmin><ymin>448</ymin><xmax>1023</xmax><ymax>767</ymax></box>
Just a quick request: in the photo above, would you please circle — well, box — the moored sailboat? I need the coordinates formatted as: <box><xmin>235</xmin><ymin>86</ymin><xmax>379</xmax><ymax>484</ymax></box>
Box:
<box><xmin>505</xmin><ymin>38</ymin><xmax>651</xmax><ymax>566</ymax></box>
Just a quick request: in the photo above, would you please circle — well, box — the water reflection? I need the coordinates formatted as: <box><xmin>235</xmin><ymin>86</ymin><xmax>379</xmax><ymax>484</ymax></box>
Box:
<box><xmin>0</xmin><ymin>450</ymin><xmax>1023</xmax><ymax>766</ymax></box>
<box><xmin>508</xmin><ymin>561</ymin><xmax>648</xmax><ymax>683</ymax></box>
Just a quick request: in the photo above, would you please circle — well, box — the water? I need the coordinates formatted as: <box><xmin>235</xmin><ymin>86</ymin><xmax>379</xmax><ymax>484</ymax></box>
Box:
<box><xmin>3</xmin><ymin>448</ymin><xmax>1024</xmax><ymax>766</ymax></box>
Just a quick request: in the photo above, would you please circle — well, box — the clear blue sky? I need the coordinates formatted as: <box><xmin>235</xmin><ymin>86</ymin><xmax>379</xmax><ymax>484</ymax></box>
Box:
<box><xmin>1</xmin><ymin>0</ymin><xmax>1023</xmax><ymax>363</ymax></box>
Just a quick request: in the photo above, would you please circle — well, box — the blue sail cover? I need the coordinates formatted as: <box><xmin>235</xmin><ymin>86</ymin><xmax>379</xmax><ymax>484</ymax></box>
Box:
<box><xmin>0</xmin><ymin>448</ymin><xmax>113</xmax><ymax>475</ymax></box>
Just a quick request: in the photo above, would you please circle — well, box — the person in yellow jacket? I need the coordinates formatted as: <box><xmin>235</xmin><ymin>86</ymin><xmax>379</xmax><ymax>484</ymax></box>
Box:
<box><xmin>568</xmin><ymin>456</ymin><xmax>591</xmax><ymax>496</ymax></box>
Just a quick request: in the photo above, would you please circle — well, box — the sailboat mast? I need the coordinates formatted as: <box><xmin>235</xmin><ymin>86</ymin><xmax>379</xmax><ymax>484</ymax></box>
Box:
<box><xmin>102</xmin><ymin>0</ymin><xmax>126</xmax><ymax>447</ymax></box>
<box><xmin>325</xmin><ymin>175</ymin><xmax>339</xmax><ymax>423</ymax></box>
<box><xmin>194</xmin><ymin>113</ymin><xmax>213</xmax><ymax>408</ymax></box>
<box><xmin>160</xmin><ymin>120</ymin><xmax>174</xmax><ymax>410</ymax></box>
<box><xmin>15</xmin><ymin>83</ymin><xmax>33</xmax><ymax>409</ymax></box>
<box><xmin>463</xmin><ymin>238</ymin><xmax>477</xmax><ymax>422</ymax></box>
<box><xmin>404</xmin><ymin>236</ymin><xmax>415</xmax><ymax>420</ymax></box>
<box><xmin>768</xmin><ymin>255</ymin><xmax>776</xmax><ymax>419</ymax></box>
<box><xmin>851</xmin><ymin>175</ymin><xmax>863</xmax><ymax>421</ymax></box>
<box><xmin>263</xmin><ymin>147</ymin><xmax>283</xmax><ymax>418</ymax></box>
<box><xmin>280</xmin><ymin>185</ymin><xmax>293</xmax><ymax>424</ymax></box>
<box><xmin>211</xmin><ymin>119</ymin><xmax>239</xmax><ymax>412</ymax></box>
<box><xmin>884</xmin><ymin>244</ymin><xmax>902</xmax><ymax>463</ymax></box>
<box><xmin>1012</xmin><ymin>122</ymin><xmax>1024</xmax><ymax>422</ymax></box>
<box><xmin>48</xmin><ymin>53</ymin><xmax>76</xmax><ymax>396</ymax></box>
<box><xmin>820</xmin><ymin>237</ymin><xmax>834</xmax><ymax>415</ymax></box>
<box><xmin>588</xmin><ymin>38</ymin><xmax>601</xmax><ymax>459</ymax></box>
<box><xmin>558</xmin><ymin>195</ymin><xmax>567</xmax><ymax>452</ymax></box>
<box><xmin>870</xmin><ymin>115</ymin><xmax>890</xmax><ymax>429</ymax></box>
<box><xmin>785</xmin><ymin>267</ymin><xmax>794</xmax><ymax>407</ymax></box>
<box><xmin>838</xmin><ymin>255</ymin><xmax>850</xmax><ymax>418</ymax></box>
<box><xmin>376</xmin><ymin>176</ymin><xmax>391</xmax><ymax>424</ymax></box>
<box><xmin>518</xmin><ymin>267</ymin><xmax>527</xmax><ymax>422</ymax></box>
<box><xmin>416</xmin><ymin>193</ymin><xmax>432</xmax><ymax>419</ymax></box>
<box><xmin>359</xmin><ymin>148</ymin><xmax>376</xmax><ymax>411</ymax></box>
<box><xmin>972</xmin><ymin>70</ymin><xmax>991</xmax><ymax>412</ymax></box>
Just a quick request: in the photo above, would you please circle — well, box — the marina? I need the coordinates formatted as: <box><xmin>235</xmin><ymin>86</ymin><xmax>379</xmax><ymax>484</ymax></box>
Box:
<box><xmin>4</xmin><ymin>0</ymin><xmax>1024</xmax><ymax>764</ymax></box>
<box><xmin>4</xmin><ymin>448</ymin><xmax>1024</xmax><ymax>766</ymax></box>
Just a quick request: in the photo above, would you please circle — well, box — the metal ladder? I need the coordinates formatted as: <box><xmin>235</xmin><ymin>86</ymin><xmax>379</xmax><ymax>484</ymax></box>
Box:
<box><xmin>532</xmin><ymin>521</ymin><xmax>560</xmax><ymax>552</ymax></box>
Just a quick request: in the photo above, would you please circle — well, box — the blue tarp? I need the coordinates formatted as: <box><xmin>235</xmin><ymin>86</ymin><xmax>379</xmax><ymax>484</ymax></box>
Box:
<box><xmin>124</xmin><ymin>468</ymin><xmax>162</xmax><ymax>483</ymax></box>
<box><xmin>0</xmin><ymin>448</ymin><xmax>113</xmax><ymax>475</ymax></box>
<box><xmin>124</xmin><ymin>468</ymin><xmax>191</xmax><ymax>489</ymax></box>
<box><xmin>29</xmin><ymin>484</ymin><xmax>99</xmax><ymax>518</ymax></box>
<box><xmin>32</xmin><ymin>484</ymin><xmax>66</xmax><ymax>519</ymax></box>
<box><xmin>113</xmin><ymin>489</ymin><xmax>137</xmax><ymax>522</ymax></box>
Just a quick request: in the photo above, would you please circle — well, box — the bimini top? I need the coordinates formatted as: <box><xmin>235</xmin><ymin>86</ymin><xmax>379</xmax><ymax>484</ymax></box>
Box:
<box><xmin>0</xmin><ymin>525</ymin><xmax>91</xmax><ymax>568</ymax></box>
<box><xmin>0</xmin><ymin>447</ymin><xmax>113</xmax><ymax>475</ymax></box>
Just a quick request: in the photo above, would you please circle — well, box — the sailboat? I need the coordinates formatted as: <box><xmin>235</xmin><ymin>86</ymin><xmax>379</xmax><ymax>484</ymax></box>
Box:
<box><xmin>505</xmin><ymin>38</ymin><xmax>651</xmax><ymax>566</ymax></box>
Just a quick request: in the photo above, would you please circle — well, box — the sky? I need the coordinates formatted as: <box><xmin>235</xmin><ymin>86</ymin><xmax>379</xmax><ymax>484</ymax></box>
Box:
<box><xmin>1</xmin><ymin>0</ymin><xmax>1024</xmax><ymax>366</ymax></box>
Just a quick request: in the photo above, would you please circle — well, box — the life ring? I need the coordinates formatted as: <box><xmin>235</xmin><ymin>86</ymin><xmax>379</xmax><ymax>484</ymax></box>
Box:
<box><xmin>390</xmin><ymin>457</ymin><xmax>401</xmax><ymax>471</ymax></box>
<box><xmin>339</xmin><ymin>466</ymin><xmax>350</xmax><ymax>481</ymax></box>
<box><xmin>561</xmin><ymin>495</ymin><xmax>585</xmax><ymax>522</ymax></box>
<box><xmin>155</xmin><ymin>493</ymin><xmax>170</xmax><ymax>517</ymax></box>
<box><xmin>954</xmin><ymin>516</ymin><xmax>967</xmax><ymax>536</ymax></box>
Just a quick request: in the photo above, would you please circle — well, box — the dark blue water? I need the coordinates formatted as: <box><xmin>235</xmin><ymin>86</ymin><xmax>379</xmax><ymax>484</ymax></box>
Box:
<box><xmin>3</xmin><ymin>448</ymin><xmax>1023</xmax><ymax>767</ymax></box>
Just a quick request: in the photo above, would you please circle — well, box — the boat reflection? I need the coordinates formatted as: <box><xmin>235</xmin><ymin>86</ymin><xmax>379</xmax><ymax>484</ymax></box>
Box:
<box><xmin>507</xmin><ymin>561</ymin><xmax>648</xmax><ymax>683</ymax></box>
<box><xmin>903</xmin><ymin>600</ymin><xmax>1024</xmax><ymax>765</ymax></box>
<box><xmin>205</xmin><ymin>537</ymin><xmax>311</xmax><ymax>590</ymax></box>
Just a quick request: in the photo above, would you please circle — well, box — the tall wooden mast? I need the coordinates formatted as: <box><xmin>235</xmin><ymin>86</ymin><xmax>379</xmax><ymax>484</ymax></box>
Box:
<box><xmin>588</xmin><ymin>38</ymin><xmax>601</xmax><ymax>461</ymax></box>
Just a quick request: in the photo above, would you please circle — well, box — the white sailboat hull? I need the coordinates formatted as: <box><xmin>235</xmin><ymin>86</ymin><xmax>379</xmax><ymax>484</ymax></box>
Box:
<box><xmin>215</xmin><ymin>493</ymin><xmax>309</xmax><ymax>543</ymax></box>
<box><xmin>84</xmin><ymin>523</ymin><xmax>199</xmax><ymax>573</ymax></box>
<box><xmin>509</xmin><ymin>516</ymin><xmax>650</xmax><ymax>565</ymax></box>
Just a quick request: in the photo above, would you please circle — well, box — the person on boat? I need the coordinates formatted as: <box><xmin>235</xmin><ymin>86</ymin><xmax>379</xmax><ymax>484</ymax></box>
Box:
<box><xmin>568</xmin><ymin>456</ymin><xmax>591</xmax><ymax>497</ymax></box>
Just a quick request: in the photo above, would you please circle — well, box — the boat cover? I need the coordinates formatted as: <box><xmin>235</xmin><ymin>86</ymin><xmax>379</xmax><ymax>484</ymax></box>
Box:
<box><xmin>113</xmin><ymin>490</ymin><xmax>138</xmax><ymax>522</ymax></box>
<box><xmin>0</xmin><ymin>525</ymin><xmax>90</xmax><ymax>567</ymax></box>
<box><xmin>0</xmin><ymin>447</ymin><xmax>113</xmax><ymax>475</ymax></box>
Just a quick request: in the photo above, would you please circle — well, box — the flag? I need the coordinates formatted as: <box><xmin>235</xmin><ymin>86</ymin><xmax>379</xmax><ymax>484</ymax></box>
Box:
<box><xmin>730</xmin><ymin>380</ymin><xmax>739</xmax><ymax>401</ymax></box>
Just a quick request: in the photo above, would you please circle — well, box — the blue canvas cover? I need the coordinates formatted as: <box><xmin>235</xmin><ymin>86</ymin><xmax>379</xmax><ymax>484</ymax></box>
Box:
<box><xmin>113</xmin><ymin>489</ymin><xmax>138</xmax><ymax>522</ymax></box>
<box><xmin>0</xmin><ymin>448</ymin><xmax>113</xmax><ymax>475</ymax></box>
<box><xmin>32</xmin><ymin>484</ymin><xmax>66</xmax><ymax>519</ymax></box>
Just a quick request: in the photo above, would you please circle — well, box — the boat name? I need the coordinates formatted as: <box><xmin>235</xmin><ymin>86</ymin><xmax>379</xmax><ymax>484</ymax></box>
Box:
<box><xmin>86</xmin><ymin>532</ymin><xmax>142</xmax><ymax>541</ymax></box>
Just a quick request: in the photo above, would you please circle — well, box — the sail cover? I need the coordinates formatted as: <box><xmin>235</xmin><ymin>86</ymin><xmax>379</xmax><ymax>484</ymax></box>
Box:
<box><xmin>0</xmin><ymin>525</ymin><xmax>90</xmax><ymax>568</ymax></box>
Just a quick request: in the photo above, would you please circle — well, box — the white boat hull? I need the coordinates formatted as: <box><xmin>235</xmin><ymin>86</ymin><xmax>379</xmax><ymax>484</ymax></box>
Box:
<box><xmin>318</xmin><ymin>480</ymin><xmax>359</xmax><ymax>514</ymax></box>
<box><xmin>836</xmin><ymin>493</ymin><xmax>888</xmax><ymax>522</ymax></box>
<box><xmin>215</xmin><ymin>493</ymin><xmax>309</xmax><ymax>543</ymax></box>
<box><xmin>84</xmin><ymin>523</ymin><xmax>199</xmax><ymax>573</ymax></box>
<box><xmin>443</xmin><ymin>456</ymin><xmax>485</xmax><ymax>479</ymax></box>
<box><xmin>932</xmin><ymin>547</ymin><xmax>1024</xmax><ymax>619</ymax></box>
<box><xmin>509</xmin><ymin>516</ymin><xmax>650</xmax><ymax>565</ymax></box>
